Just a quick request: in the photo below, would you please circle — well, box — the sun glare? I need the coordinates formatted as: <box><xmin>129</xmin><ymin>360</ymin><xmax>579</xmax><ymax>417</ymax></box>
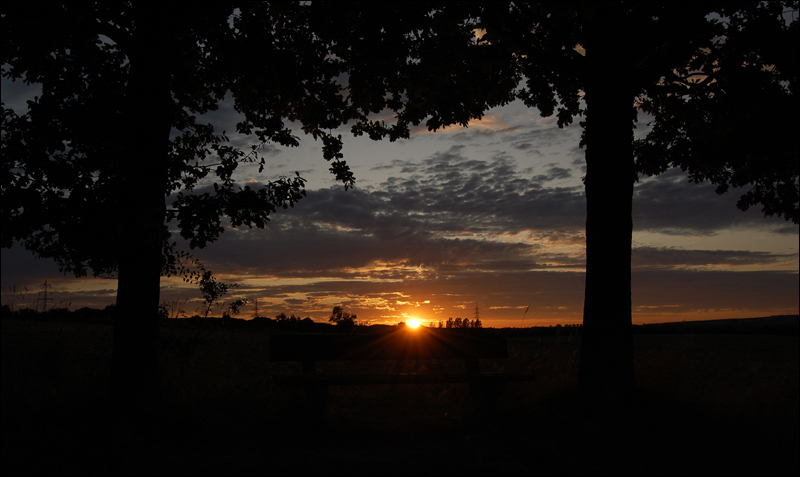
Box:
<box><xmin>407</xmin><ymin>319</ymin><xmax>421</xmax><ymax>328</ymax></box>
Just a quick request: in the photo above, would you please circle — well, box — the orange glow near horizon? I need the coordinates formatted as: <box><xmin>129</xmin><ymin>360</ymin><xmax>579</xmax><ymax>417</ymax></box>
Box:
<box><xmin>21</xmin><ymin>273</ymin><xmax>797</xmax><ymax>328</ymax></box>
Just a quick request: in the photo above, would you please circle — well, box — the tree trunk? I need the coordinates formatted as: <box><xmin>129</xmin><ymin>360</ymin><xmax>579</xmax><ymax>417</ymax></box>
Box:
<box><xmin>578</xmin><ymin>7</ymin><xmax>636</xmax><ymax>403</ymax></box>
<box><xmin>108</xmin><ymin>6</ymin><xmax>174</xmax><ymax>410</ymax></box>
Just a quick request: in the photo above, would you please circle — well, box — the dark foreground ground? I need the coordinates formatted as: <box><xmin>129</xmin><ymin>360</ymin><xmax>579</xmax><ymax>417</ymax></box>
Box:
<box><xmin>2</xmin><ymin>317</ymin><xmax>798</xmax><ymax>475</ymax></box>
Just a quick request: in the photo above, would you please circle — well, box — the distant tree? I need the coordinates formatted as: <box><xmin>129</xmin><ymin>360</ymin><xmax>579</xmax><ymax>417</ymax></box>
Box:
<box><xmin>454</xmin><ymin>317</ymin><xmax>463</xmax><ymax>328</ymax></box>
<box><xmin>445</xmin><ymin>317</ymin><xmax>454</xmax><ymax>329</ymax></box>
<box><xmin>329</xmin><ymin>305</ymin><xmax>357</xmax><ymax>327</ymax></box>
<box><xmin>473</xmin><ymin>317</ymin><xmax>482</xmax><ymax>329</ymax></box>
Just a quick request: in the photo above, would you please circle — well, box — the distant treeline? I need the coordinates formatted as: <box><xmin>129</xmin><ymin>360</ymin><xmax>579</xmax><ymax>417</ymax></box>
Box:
<box><xmin>2</xmin><ymin>305</ymin><xmax>796</xmax><ymax>336</ymax></box>
<box><xmin>1</xmin><ymin>304</ymin><xmax>118</xmax><ymax>324</ymax></box>
<box><xmin>433</xmin><ymin>317</ymin><xmax>482</xmax><ymax>328</ymax></box>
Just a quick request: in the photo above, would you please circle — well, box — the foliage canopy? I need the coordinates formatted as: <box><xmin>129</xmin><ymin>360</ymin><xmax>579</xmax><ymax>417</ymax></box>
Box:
<box><xmin>1</xmin><ymin>3</ymin><xmax>358</xmax><ymax>278</ymax></box>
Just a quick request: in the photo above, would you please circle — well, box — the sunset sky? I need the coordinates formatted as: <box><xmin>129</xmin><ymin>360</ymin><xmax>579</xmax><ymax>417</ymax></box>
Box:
<box><xmin>2</xmin><ymin>78</ymin><xmax>798</xmax><ymax>327</ymax></box>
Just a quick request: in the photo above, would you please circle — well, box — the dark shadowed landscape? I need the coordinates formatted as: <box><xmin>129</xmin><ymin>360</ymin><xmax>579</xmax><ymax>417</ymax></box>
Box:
<box><xmin>2</xmin><ymin>314</ymin><xmax>797</xmax><ymax>476</ymax></box>
<box><xmin>2</xmin><ymin>4</ymin><xmax>798</xmax><ymax>476</ymax></box>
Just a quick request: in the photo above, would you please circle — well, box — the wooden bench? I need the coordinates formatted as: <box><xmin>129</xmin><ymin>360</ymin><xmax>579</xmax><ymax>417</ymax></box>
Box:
<box><xmin>270</xmin><ymin>328</ymin><xmax>535</xmax><ymax>417</ymax></box>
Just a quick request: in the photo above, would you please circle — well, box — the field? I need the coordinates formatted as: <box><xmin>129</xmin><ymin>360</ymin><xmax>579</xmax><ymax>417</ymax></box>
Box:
<box><xmin>2</xmin><ymin>317</ymin><xmax>798</xmax><ymax>475</ymax></box>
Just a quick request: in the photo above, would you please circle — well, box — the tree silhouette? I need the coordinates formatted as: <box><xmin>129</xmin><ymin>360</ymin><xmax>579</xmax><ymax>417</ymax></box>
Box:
<box><xmin>1</xmin><ymin>3</ymin><xmax>359</xmax><ymax>408</ymax></box>
<box><xmin>329</xmin><ymin>305</ymin><xmax>357</xmax><ymax>327</ymax></box>
<box><xmin>308</xmin><ymin>2</ymin><xmax>798</xmax><ymax>399</ymax></box>
<box><xmin>2</xmin><ymin>2</ymin><xmax>797</xmax><ymax>410</ymax></box>
<box><xmin>487</xmin><ymin>2</ymin><xmax>798</xmax><ymax>399</ymax></box>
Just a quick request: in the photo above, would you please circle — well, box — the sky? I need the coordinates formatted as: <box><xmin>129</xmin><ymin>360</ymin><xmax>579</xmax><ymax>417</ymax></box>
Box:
<box><xmin>2</xmin><ymin>76</ymin><xmax>798</xmax><ymax>328</ymax></box>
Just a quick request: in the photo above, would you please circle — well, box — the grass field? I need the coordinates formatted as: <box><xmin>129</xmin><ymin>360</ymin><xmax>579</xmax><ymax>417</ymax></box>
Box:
<box><xmin>2</xmin><ymin>317</ymin><xmax>798</xmax><ymax>475</ymax></box>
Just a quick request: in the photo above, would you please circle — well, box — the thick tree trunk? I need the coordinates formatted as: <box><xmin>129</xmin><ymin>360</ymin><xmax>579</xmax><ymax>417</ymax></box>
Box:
<box><xmin>108</xmin><ymin>7</ymin><xmax>174</xmax><ymax>410</ymax></box>
<box><xmin>578</xmin><ymin>8</ymin><xmax>636</xmax><ymax>402</ymax></box>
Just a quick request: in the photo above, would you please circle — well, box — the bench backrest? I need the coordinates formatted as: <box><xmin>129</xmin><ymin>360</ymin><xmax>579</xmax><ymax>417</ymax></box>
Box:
<box><xmin>270</xmin><ymin>329</ymin><xmax>508</xmax><ymax>361</ymax></box>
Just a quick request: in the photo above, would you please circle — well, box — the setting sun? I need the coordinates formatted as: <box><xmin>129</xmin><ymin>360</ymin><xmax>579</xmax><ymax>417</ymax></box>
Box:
<box><xmin>407</xmin><ymin>319</ymin><xmax>421</xmax><ymax>328</ymax></box>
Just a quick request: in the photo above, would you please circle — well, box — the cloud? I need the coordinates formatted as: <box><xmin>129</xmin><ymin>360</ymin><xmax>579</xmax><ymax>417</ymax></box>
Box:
<box><xmin>193</xmin><ymin>264</ymin><xmax>798</xmax><ymax>325</ymax></box>
<box><xmin>192</xmin><ymin>218</ymin><xmax>578</xmax><ymax>281</ymax></box>
<box><xmin>505</xmin><ymin>127</ymin><xmax>576</xmax><ymax>152</ymax></box>
<box><xmin>3</xmin><ymin>120</ymin><xmax>795</xmax><ymax>325</ymax></box>
<box><xmin>531</xmin><ymin>165</ymin><xmax>572</xmax><ymax>183</ymax></box>
<box><xmin>410</xmin><ymin>114</ymin><xmax>521</xmax><ymax>140</ymax></box>
<box><xmin>184</xmin><ymin>145</ymin><xmax>797</xmax><ymax>285</ymax></box>
<box><xmin>372</xmin><ymin>147</ymin><xmax>587</xmax><ymax>233</ymax></box>
<box><xmin>631</xmin><ymin>270</ymin><xmax>798</xmax><ymax>315</ymax></box>
<box><xmin>0</xmin><ymin>246</ymin><xmax>65</xmax><ymax>285</ymax></box>
<box><xmin>173</xmin><ymin>145</ymin><xmax>796</xmax><ymax>323</ymax></box>
<box><xmin>5</xmin><ymin>228</ymin><xmax>795</xmax><ymax>323</ymax></box>
<box><xmin>225</xmin><ymin>269</ymin><xmax>589</xmax><ymax>323</ymax></box>
<box><xmin>177</xmin><ymin>145</ymin><xmax>590</xmax><ymax>282</ymax></box>
<box><xmin>0</xmin><ymin>244</ymin><xmax>118</xmax><ymax>310</ymax></box>
<box><xmin>632</xmin><ymin>246</ymin><xmax>795</xmax><ymax>270</ymax></box>
<box><xmin>633</xmin><ymin>169</ymin><xmax>796</xmax><ymax>234</ymax></box>
<box><xmin>370</xmin><ymin>159</ymin><xmax>420</xmax><ymax>173</ymax></box>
